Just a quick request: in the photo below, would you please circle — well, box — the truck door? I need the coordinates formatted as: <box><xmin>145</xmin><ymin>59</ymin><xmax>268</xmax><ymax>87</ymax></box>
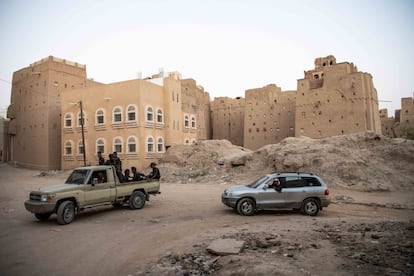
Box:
<box><xmin>84</xmin><ymin>169</ymin><xmax>115</xmax><ymax>205</ymax></box>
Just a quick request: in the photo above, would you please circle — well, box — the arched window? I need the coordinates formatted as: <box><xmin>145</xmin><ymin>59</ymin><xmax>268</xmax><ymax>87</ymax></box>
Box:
<box><xmin>113</xmin><ymin>137</ymin><xmax>123</xmax><ymax>153</ymax></box>
<box><xmin>191</xmin><ymin>115</ymin><xmax>196</xmax><ymax>128</ymax></box>
<box><xmin>64</xmin><ymin>140</ymin><xmax>73</xmax><ymax>155</ymax></box>
<box><xmin>147</xmin><ymin>136</ymin><xmax>154</xmax><ymax>152</ymax></box>
<box><xmin>156</xmin><ymin>108</ymin><xmax>163</xmax><ymax>123</ymax></box>
<box><xmin>77</xmin><ymin>140</ymin><xmax>84</xmax><ymax>155</ymax></box>
<box><xmin>185</xmin><ymin>139</ymin><xmax>189</xmax><ymax>145</ymax></box>
<box><xmin>113</xmin><ymin>106</ymin><xmax>122</xmax><ymax>123</ymax></box>
<box><xmin>146</xmin><ymin>106</ymin><xmax>154</xmax><ymax>122</ymax></box>
<box><xmin>127</xmin><ymin>136</ymin><xmax>137</xmax><ymax>153</ymax></box>
<box><xmin>77</xmin><ymin>112</ymin><xmax>86</xmax><ymax>127</ymax></box>
<box><xmin>191</xmin><ymin>139</ymin><xmax>196</xmax><ymax>144</ymax></box>
<box><xmin>127</xmin><ymin>105</ymin><xmax>137</xmax><ymax>122</ymax></box>
<box><xmin>184</xmin><ymin>114</ymin><xmax>189</xmax><ymax>128</ymax></box>
<box><xmin>64</xmin><ymin>113</ymin><xmax>73</xmax><ymax>128</ymax></box>
<box><xmin>96</xmin><ymin>138</ymin><xmax>105</xmax><ymax>154</ymax></box>
<box><xmin>96</xmin><ymin>109</ymin><xmax>105</xmax><ymax>125</ymax></box>
<box><xmin>157</xmin><ymin>137</ymin><xmax>164</xmax><ymax>152</ymax></box>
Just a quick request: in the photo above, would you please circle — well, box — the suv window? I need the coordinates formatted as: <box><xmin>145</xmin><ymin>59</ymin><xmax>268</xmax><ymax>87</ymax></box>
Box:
<box><xmin>302</xmin><ymin>177</ymin><xmax>321</xmax><ymax>186</ymax></box>
<box><xmin>284</xmin><ymin>176</ymin><xmax>306</xmax><ymax>188</ymax></box>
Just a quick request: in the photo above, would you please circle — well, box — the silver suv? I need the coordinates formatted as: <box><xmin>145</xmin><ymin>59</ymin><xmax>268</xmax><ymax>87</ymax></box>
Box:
<box><xmin>221</xmin><ymin>172</ymin><xmax>330</xmax><ymax>216</ymax></box>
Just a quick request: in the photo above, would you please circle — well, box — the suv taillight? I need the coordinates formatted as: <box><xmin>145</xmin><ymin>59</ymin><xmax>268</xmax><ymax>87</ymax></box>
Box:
<box><xmin>324</xmin><ymin>189</ymin><xmax>330</xmax><ymax>196</ymax></box>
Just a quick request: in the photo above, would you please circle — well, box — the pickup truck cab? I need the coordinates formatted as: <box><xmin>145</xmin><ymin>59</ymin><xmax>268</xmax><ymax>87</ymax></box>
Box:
<box><xmin>24</xmin><ymin>165</ymin><xmax>160</xmax><ymax>225</ymax></box>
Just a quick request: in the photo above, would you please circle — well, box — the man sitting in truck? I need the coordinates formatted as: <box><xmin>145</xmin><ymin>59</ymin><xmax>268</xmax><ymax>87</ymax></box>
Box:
<box><xmin>148</xmin><ymin>162</ymin><xmax>160</xmax><ymax>180</ymax></box>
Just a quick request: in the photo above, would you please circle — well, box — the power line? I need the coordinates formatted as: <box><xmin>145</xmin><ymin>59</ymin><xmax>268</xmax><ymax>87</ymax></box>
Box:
<box><xmin>0</xmin><ymin>78</ymin><xmax>11</xmax><ymax>85</ymax></box>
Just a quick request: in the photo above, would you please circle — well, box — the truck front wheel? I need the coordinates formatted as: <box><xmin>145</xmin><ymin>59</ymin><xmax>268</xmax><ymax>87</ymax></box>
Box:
<box><xmin>129</xmin><ymin>191</ymin><xmax>146</xmax><ymax>209</ymax></box>
<box><xmin>57</xmin><ymin>200</ymin><xmax>75</xmax><ymax>225</ymax></box>
<box><xmin>35</xmin><ymin>213</ymin><xmax>52</xmax><ymax>221</ymax></box>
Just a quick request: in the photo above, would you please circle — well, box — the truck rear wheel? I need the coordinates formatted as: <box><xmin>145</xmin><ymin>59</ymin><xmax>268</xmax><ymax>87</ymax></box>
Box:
<box><xmin>35</xmin><ymin>213</ymin><xmax>52</xmax><ymax>221</ymax></box>
<box><xmin>57</xmin><ymin>200</ymin><xmax>75</xmax><ymax>225</ymax></box>
<box><xmin>129</xmin><ymin>191</ymin><xmax>145</xmax><ymax>209</ymax></box>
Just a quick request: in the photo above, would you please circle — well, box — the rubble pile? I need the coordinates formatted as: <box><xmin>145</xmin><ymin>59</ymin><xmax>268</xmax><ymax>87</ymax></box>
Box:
<box><xmin>160</xmin><ymin>132</ymin><xmax>414</xmax><ymax>191</ymax></box>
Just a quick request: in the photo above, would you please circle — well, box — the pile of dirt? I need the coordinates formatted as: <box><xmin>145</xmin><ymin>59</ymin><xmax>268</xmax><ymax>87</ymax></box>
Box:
<box><xmin>160</xmin><ymin>132</ymin><xmax>414</xmax><ymax>191</ymax></box>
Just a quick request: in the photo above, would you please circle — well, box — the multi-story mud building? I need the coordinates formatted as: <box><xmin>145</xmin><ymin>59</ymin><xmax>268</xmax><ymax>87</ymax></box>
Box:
<box><xmin>243</xmin><ymin>85</ymin><xmax>296</xmax><ymax>150</ymax></box>
<box><xmin>6</xmin><ymin>56</ymin><xmax>100</xmax><ymax>169</ymax></box>
<box><xmin>295</xmin><ymin>55</ymin><xmax>381</xmax><ymax>138</ymax></box>
<box><xmin>380</xmin><ymin>97</ymin><xmax>414</xmax><ymax>138</ymax></box>
<box><xmin>60</xmin><ymin>71</ymin><xmax>210</xmax><ymax>171</ymax></box>
<box><xmin>211</xmin><ymin>55</ymin><xmax>382</xmax><ymax>150</ymax></box>
<box><xmin>210</xmin><ymin>96</ymin><xmax>245</xmax><ymax>146</ymax></box>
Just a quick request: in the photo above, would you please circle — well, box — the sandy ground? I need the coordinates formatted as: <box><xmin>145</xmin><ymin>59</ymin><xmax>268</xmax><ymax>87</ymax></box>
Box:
<box><xmin>0</xmin><ymin>163</ymin><xmax>413</xmax><ymax>275</ymax></box>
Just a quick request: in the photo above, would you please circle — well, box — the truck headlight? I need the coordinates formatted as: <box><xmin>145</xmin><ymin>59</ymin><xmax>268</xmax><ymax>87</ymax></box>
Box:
<box><xmin>40</xmin><ymin>194</ymin><xmax>55</xmax><ymax>202</ymax></box>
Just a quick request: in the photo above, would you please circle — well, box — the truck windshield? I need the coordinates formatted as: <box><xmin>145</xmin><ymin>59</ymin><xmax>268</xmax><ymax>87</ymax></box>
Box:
<box><xmin>246</xmin><ymin>176</ymin><xmax>270</xmax><ymax>189</ymax></box>
<box><xmin>65</xmin><ymin>169</ymin><xmax>90</xmax><ymax>184</ymax></box>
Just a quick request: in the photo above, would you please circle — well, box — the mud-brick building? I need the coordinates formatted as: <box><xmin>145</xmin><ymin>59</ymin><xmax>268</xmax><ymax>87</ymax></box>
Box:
<box><xmin>61</xmin><ymin>71</ymin><xmax>211</xmax><ymax>171</ymax></box>
<box><xmin>210</xmin><ymin>96</ymin><xmax>245</xmax><ymax>146</ymax></box>
<box><xmin>243</xmin><ymin>85</ymin><xmax>296</xmax><ymax>150</ymax></box>
<box><xmin>6</xmin><ymin>56</ymin><xmax>100</xmax><ymax>169</ymax></box>
<box><xmin>380</xmin><ymin>97</ymin><xmax>414</xmax><ymax>138</ymax></box>
<box><xmin>295</xmin><ymin>55</ymin><xmax>381</xmax><ymax>138</ymax></box>
<box><xmin>181</xmin><ymin>79</ymin><xmax>211</xmax><ymax>143</ymax></box>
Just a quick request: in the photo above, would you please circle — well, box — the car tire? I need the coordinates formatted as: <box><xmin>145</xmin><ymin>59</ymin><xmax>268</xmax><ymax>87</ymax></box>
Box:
<box><xmin>34</xmin><ymin>213</ymin><xmax>52</xmax><ymax>221</ymax></box>
<box><xmin>301</xmin><ymin>198</ymin><xmax>319</xmax><ymax>216</ymax></box>
<box><xmin>56</xmin><ymin>200</ymin><xmax>75</xmax><ymax>225</ymax></box>
<box><xmin>237</xmin><ymin>198</ymin><xmax>255</xmax><ymax>216</ymax></box>
<box><xmin>129</xmin><ymin>191</ymin><xmax>146</xmax><ymax>209</ymax></box>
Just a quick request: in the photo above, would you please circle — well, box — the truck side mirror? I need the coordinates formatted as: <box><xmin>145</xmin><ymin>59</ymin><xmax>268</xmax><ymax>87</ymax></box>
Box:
<box><xmin>263</xmin><ymin>184</ymin><xmax>269</xmax><ymax>190</ymax></box>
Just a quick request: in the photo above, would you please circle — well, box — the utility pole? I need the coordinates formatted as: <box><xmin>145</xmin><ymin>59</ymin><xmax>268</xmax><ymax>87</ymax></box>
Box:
<box><xmin>79</xmin><ymin>101</ymin><xmax>86</xmax><ymax>166</ymax></box>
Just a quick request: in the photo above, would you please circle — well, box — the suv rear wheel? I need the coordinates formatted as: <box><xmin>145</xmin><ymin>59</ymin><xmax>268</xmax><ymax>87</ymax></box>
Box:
<box><xmin>301</xmin><ymin>198</ymin><xmax>319</xmax><ymax>216</ymax></box>
<box><xmin>237</xmin><ymin>198</ymin><xmax>255</xmax><ymax>216</ymax></box>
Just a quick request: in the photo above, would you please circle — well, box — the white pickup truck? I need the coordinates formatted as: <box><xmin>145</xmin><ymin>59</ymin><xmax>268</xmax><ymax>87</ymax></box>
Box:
<box><xmin>24</xmin><ymin>165</ymin><xmax>161</xmax><ymax>225</ymax></box>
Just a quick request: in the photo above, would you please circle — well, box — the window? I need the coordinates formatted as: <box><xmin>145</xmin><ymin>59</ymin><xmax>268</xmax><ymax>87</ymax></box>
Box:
<box><xmin>113</xmin><ymin>137</ymin><xmax>123</xmax><ymax>153</ymax></box>
<box><xmin>157</xmin><ymin>137</ymin><xmax>164</xmax><ymax>152</ymax></box>
<box><xmin>185</xmin><ymin>139</ymin><xmax>189</xmax><ymax>145</ymax></box>
<box><xmin>146</xmin><ymin>106</ymin><xmax>154</xmax><ymax>122</ymax></box>
<box><xmin>284</xmin><ymin>176</ymin><xmax>304</xmax><ymax>188</ymax></box>
<box><xmin>127</xmin><ymin>105</ymin><xmax>137</xmax><ymax>122</ymax></box>
<box><xmin>191</xmin><ymin>116</ymin><xmax>196</xmax><ymax>128</ymax></box>
<box><xmin>184</xmin><ymin>114</ymin><xmax>189</xmax><ymax>128</ymax></box>
<box><xmin>113</xmin><ymin>106</ymin><xmax>122</xmax><ymax>123</ymax></box>
<box><xmin>147</xmin><ymin>136</ymin><xmax>154</xmax><ymax>152</ymax></box>
<box><xmin>96</xmin><ymin>138</ymin><xmax>105</xmax><ymax>154</ymax></box>
<box><xmin>64</xmin><ymin>113</ymin><xmax>73</xmax><ymax>128</ymax></box>
<box><xmin>77</xmin><ymin>140</ymin><xmax>84</xmax><ymax>155</ymax></box>
<box><xmin>127</xmin><ymin>136</ymin><xmax>137</xmax><ymax>153</ymax></box>
<box><xmin>157</xmin><ymin>109</ymin><xmax>163</xmax><ymax>123</ymax></box>
<box><xmin>96</xmin><ymin>109</ymin><xmax>104</xmax><ymax>125</ymax></box>
<box><xmin>64</xmin><ymin>141</ymin><xmax>72</xmax><ymax>155</ymax></box>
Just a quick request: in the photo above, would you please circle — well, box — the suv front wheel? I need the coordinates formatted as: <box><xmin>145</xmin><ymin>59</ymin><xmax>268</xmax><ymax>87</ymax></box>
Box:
<box><xmin>301</xmin><ymin>198</ymin><xmax>319</xmax><ymax>216</ymax></box>
<box><xmin>237</xmin><ymin>198</ymin><xmax>255</xmax><ymax>216</ymax></box>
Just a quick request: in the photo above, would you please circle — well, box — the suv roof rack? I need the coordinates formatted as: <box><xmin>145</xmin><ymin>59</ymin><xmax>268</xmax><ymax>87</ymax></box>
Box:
<box><xmin>272</xmin><ymin>172</ymin><xmax>314</xmax><ymax>175</ymax></box>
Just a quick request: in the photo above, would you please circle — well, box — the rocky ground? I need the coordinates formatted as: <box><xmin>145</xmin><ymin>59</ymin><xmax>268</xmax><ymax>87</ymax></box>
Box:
<box><xmin>136</xmin><ymin>219</ymin><xmax>414</xmax><ymax>275</ymax></box>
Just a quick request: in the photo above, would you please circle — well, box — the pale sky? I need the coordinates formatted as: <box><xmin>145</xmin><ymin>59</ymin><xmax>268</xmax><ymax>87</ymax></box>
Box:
<box><xmin>0</xmin><ymin>0</ymin><xmax>413</xmax><ymax>117</ymax></box>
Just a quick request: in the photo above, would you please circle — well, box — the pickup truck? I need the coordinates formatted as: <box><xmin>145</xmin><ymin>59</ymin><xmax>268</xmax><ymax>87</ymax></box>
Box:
<box><xmin>24</xmin><ymin>165</ymin><xmax>160</xmax><ymax>225</ymax></box>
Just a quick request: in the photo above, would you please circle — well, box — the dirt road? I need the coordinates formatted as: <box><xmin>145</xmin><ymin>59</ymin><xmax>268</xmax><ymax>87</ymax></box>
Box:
<box><xmin>0</xmin><ymin>163</ymin><xmax>413</xmax><ymax>275</ymax></box>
